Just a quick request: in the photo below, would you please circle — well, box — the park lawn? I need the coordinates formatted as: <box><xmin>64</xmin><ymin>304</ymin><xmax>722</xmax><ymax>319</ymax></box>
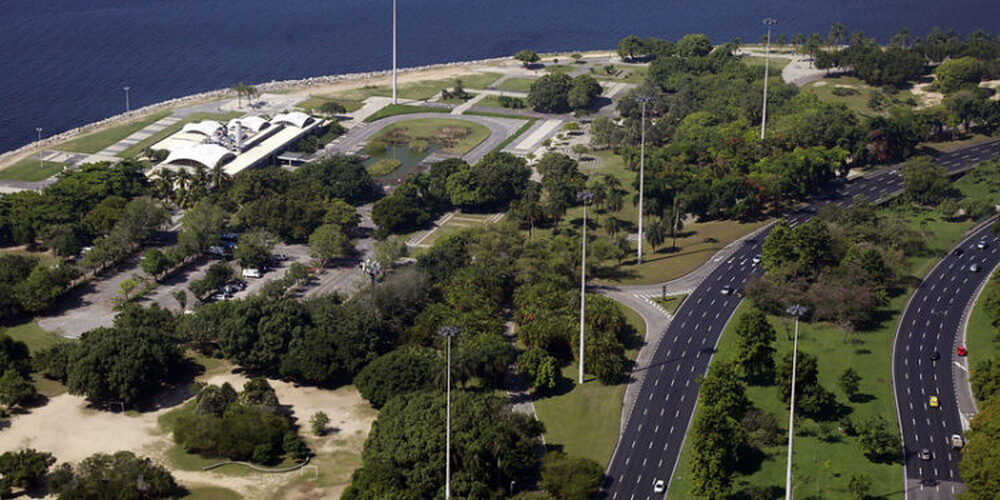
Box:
<box><xmin>593</xmin><ymin>65</ymin><xmax>649</xmax><ymax>84</ymax></box>
<box><xmin>653</xmin><ymin>294</ymin><xmax>687</xmax><ymax>315</ymax></box>
<box><xmin>1</xmin><ymin>319</ymin><xmax>69</xmax><ymax>353</ymax></box>
<box><xmin>363</xmin><ymin>104</ymin><xmax>449</xmax><ymax>123</ymax></box>
<box><xmin>803</xmin><ymin>75</ymin><xmax>919</xmax><ymax>118</ymax></box>
<box><xmin>369</xmin><ymin>118</ymin><xmax>490</xmax><ymax>155</ymax></box>
<box><xmin>119</xmin><ymin>111</ymin><xmax>243</xmax><ymax>158</ymax></box>
<box><xmin>0</xmin><ymin>158</ymin><xmax>66</xmax><ymax>181</ymax></box>
<box><xmin>182</xmin><ymin>486</ymin><xmax>242</xmax><ymax>500</ymax></box>
<box><xmin>742</xmin><ymin>55</ymin><xmax>792</xmax><ymax>73</ymax></box>
<box><xmin>475</xmin><ymin>94</ymin><xmax>528</xmax><ymax>110</ymax></box>
<box><xmin>533</xmin><ymin>303</ymin><xmax>644</xmax><ymax>467</ymax></box>
<box><xmin>54</xmin><ymin>111</ymin><xmax>172</xmax><ymax>154</ymax></box>
<box><xmin>671</xmin><ymin>211</ymin><xmax>976</xmax><ymax>498</ymax></box>
<box><xmin>333</xmin><ymin>73</ymin><xmax>502</xmax><ymax>101</ymax></box>
<box><xmin>954</xmin><ymin>164</ymin><xmax>1000</xmax><ymax>207</ymax></box>
<box><xmin>0</xmin><ymin>247</ymin><xmax>60</xmax><ymax>268</ymax></box>
<box><xmin>544</xmin><ymin>64</ymin><xmax>575</xmax><ymax>74</ymax></box>
<box><xmin>966</xmin><ymin>274</ymin><xmax>999</xmax><ymax>384</ymax></box>
<box><xmin>297</xmin><ymin>96</ymin><xmax>364</xmax><ymax>113</ymax></box>
<box><xmin>496</xmin><ymin>78</ymin><xmax>537</xmax><ymax>93</ymax></box>
<box><xmin>419</xmin><ymin>212</ymin><xmax>500</xmax><ymax>247</ymax></box>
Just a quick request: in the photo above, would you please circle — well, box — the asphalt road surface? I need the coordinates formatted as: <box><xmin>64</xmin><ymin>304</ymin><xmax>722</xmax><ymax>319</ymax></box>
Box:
<box><xmin>894</xmin><ymin>225</ymin><xmax>1000</xmax><ymax>499</ymax></box>
<box><xmin>603</xmin><ymin>139</ymin><xmax>1000</xmax><ymax>500</ymax></box>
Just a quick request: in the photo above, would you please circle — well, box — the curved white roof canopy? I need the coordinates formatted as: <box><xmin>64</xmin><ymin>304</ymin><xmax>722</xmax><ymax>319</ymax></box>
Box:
<box><xmin>162</xmin><ymin>144</ymin><xmax>235</xmax><ymax>169</ymax></box>
<box><xmin>271</xmin><ymin>111</ymin><xmax>313</xmax><ymax>129</ymax></box>
<box><xmin>180</xmin><ymin>120</ymin><xmax>224</xmax><ymax>137</ymax></box>
<box><xmin>228</xmin><ymin>116</ymin><xmax>270</xmax><ymax>133</ymax></box>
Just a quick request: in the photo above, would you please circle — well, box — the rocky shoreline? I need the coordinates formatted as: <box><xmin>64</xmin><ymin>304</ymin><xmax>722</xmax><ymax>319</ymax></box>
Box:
<box><xmin>0</xmin><ymin>55</ymin><xmax>511</xmax><ymax>166</ymax></box>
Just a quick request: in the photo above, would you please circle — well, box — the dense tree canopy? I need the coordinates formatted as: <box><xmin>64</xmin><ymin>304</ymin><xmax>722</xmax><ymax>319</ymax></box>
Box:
<box><xmin>48</xmin><ymin>451</ymin><xmax>179</xmax><ymax>500</ymax></box>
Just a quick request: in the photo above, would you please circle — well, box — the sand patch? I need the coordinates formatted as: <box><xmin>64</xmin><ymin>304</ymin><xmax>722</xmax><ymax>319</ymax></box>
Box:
<box><xmin>811</xmin><ymin>80</ymin><xmax>828</xmax><ymax>87</ymax></box>
<box><xmin>910</xmin><ymin>81</ymin><xmax>944</xmax><ymax>108</ymax></box>
<box><xmin>0</xmin><ymin>363</ymin><xmax>376</xmax><ymax>499</ymax></box>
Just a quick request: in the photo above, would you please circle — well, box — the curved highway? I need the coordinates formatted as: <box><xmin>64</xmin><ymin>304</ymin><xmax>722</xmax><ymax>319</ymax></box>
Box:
<box><xmin>603</xmin><ymin>138</ymin><xmax>1000</xmax><ymax>500</ymax></box>
<box><xmin>893</xmin><ymin>223</ymin><xmax>1000</xmax><ymax>499</ymax></box>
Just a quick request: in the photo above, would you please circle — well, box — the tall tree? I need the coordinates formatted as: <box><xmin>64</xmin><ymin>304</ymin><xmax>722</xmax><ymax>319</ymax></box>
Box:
<box><xmin>733</xmin><ymin>307</ymin><xmax>777</xmax><ymax>382</ymax></box>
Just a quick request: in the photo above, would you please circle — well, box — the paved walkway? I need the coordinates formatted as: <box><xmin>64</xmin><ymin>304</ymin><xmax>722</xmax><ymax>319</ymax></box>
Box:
<box><xmin>95</xmin><ymin>116</ymin><xmax>182</xmax><ymax>157</ymax></box>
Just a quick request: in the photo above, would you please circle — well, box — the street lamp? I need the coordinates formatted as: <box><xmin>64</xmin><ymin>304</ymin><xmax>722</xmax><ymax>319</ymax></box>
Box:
<box><xmin>35</xmin><ymin>128</ymin><xmax>43</xmax><ymax>170</ymax></box>
<box><xmin>760</xmin><ymin>18</ymin><xmax>777</xmax><ymax>140</ymax></box>
<box><xmin>636</xmin><ymin>95</ymin><xmax>651</xmax><ymax>265</ymax></box>
<box><xmin>577</xmin><ymin>190</ymin><xmax>594</xmax><ymax>384</ymax></box>
<box><xmin>391</xmin><ymin>0</ymin><xmax>397</xmax><ymax>104</ymax></box>
<box><xmin>123</xmin><ymin>86</ymin><xmax>131</xmax><ymax>113</ymax></box>
<box><xmin>438</xmin><ymin>325</ymin><xmax>460</xmax><ymax>500</ymax></box>
<box><xmin>784</xmin><ymin>303</ymin><xmax>808</xmax><ymax>500</ymax></box>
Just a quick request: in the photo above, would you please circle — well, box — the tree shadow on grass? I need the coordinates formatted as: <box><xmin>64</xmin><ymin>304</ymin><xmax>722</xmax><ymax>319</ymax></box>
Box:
<box><xmin>132</xmin><ymin>356</ymin><xmax>206</xmax><ymax>412</ymax></box>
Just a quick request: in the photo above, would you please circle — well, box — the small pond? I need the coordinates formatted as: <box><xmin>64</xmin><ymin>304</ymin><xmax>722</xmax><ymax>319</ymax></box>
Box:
<box><xmin>363</xmin><ymin>143</ymin><xmax>443</xmax><ymax>180</ymax></box>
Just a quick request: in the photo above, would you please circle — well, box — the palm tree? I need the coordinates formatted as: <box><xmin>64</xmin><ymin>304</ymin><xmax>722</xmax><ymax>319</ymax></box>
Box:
<box><xmin>231</xmin><ymin>82</ymin><xmax>247</xmax><ymax>108</ymax></box>
<box><xmin>152</xmin><ymin>169</ymin><xmax>176</xmax><ymax>201</ymax></box>
<box><xmin>511</xmin><ymin>184</ymin><xmax>544</xmax><ymax>237</ymax></box>
<box><xmin>645</xmin><ymin>218</ymin><xmax>667</xmax><ymax>252</ymax></box>
<box><xmin>792</xmin><ymin>33</ymin><xmax>804</xmax><ymax>48</ymax></box>
<box><xmin>602</xmin><ymin>174</ymin><xmax>625</xmax><ymax>213</ymax></box>
<box><xmin>890</xmin><ymin>28</ymin><xmax>913</xmax><ymax>49</ymax></box>
<box><xmin>245</xmin><ymin>85</ymin><xmax>260</xmax><ymax>106</ymax></box>
<box><xmin>603</xmin><ymin>215</ymin><xmax>621</xmax><ymax>236</ymax></box>
<box><xmin>828</xmin><ymin>22</ymin><xmax>847</xmax><ymax>48</ymax></box>
<box><xmin>614</xmin><ymin>234</ymin><xmax>631</xmax><ymax>264</ymax></box>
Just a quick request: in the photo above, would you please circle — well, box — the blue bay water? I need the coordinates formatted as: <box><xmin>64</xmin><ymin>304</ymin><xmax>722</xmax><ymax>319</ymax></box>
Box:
<box><xmin>1</xmin><ymin>0</ymin><xmax>997</xmax><ymax>154</ymax></box>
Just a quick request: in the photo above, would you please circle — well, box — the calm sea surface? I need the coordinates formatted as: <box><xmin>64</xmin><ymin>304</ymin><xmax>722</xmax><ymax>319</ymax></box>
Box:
<box><xmin>1</xmin><ymin>0</ymin><xmax>997</xmax><ymax>154</ymax></box>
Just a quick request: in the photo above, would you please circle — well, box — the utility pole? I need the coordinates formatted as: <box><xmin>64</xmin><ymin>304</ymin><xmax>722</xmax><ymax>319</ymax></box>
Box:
<box><xmin>785</xmin><ymin>303</ymin><xmax>808</xmax><ymax>500</ymax></box>
<box><xmin>577</xmin><ymin>190</ymin><xmax>594</xmax><ymax>384</ymax></box>
<box><xmin>123</xmin><ymin>86</ymin><xmax>131</xmax><ymax>113</ymax></box>
<box><xmin>392</xmin><ymin>0</ymin><xmax>398</xmax><ymax>104</ymax></box>
<box><xmin>760</xmin><ymin>18</ymin><xmax>777</xmax><ymax>140</ymax></box>
<box><xmin>636</xmin><ymin>95</ymin><xmax>651</xmax><ymax>264</ymax></box>
<box><xmin>438</xmin><ymin>325</ymin><xmax>460</xmax><ymax>500</ymax></box>
<box><xmin>35</xmin><ymin>128</ymin><xmax>43</xmax><ymax>170</ymax></box>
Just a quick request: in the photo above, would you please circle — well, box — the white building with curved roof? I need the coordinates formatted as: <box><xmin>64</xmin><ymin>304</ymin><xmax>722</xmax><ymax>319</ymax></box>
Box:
<box><xmin>161</xmin><ymin>143</ymin><xmax>236</xmax><ymax>169</ymax></box>
<box><xmin>271</xmin><ymin>111</ymin><xmax>314</xmax><ymax>129</ymax></box>
<box><xmin>180</xmin><ymin>120</ymin><xmax>224</xmax><ymax>137</ymax></box>
<box><xmin>227</xmin><ymin>116</ymin><xmax>270</xmax><ymax>134</ymax></box>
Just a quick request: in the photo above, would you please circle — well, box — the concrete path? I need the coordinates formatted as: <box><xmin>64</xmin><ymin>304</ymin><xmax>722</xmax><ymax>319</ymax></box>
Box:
<box><xmin>95</xmin><ymin>116</ymin><xmax>181</xmax><ymax>157</ymax></box>
<box><xmin>509</xmin><ymin>119</ymin><xmax>562</xmax><ymax>154</ymax></box>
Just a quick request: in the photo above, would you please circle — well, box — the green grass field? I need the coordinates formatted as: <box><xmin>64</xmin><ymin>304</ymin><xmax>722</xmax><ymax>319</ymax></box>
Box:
<box><xmin>544</xmin><ymin>64</ymin><xmax>576</xmax><ymax>74</ymax></box>
<box><xmin>653</xmin><ymin>294</ymin><xmax>688</xmax><ymax>315</ymax></box>
<box><xmin>363</xmin><ymin>104</ymin><xmax>449</xmax><ymax>123</ymax></box>
<box><xmin>742</xmin><ymin>55</ymin><xmax>792</xmax><ymax>73</ymax></box>
<box><xmin>803</xmin><ymin>76</ymin><xmax>919</xmax><ymax>118</ymax></box>
<box><xmin>0</xmin><ymin>158</ymin><xmax>66</xmax><ymax>181</ymax></box>
<box><xmin>496</xmin><ymin>78</ymin><xmax>536</xmax><ymax>93</ymax></box>
<box><xmin>54</xmin><ymin>111</ymin><xmax>172</xmax><ymax>154</ymax></box>
<box><xmin>671</xmin><ymin>210</ymin><xmax>976</xmax><ymax>499</ymax></box>
<box><xmin>119</xmin><ymin>112</ymin><xmax>243</xmax><ymax>158</ymax></box>
<box><xmin>367</xmin><ymin>158</ymin><xmax>402</xmax><ymax>176</ymax></box>
<box><xmin>297</xmin><ymin>96</ymin><xmax>364</xmax><ymax>114</ymax></box>
<box><xmin>439</xmin><ymin>92</ymin><xmax>477</xmax><ymax>105</ymax></box>
<box><xmin>369</xmin><ymin>118</ymin><xmax>490</xmax><ymax>155</ymax></box>
<box><xmin>966</xmin><ymin>270</ymin><xmax>999</xmax><ymax>380</ymax></box>
<box><xmin>183</xmin><ymin>486</ymin><xmax>242</xmax><ymax>500</ymax></box>
<box><xmin>532</xmin><ymin>304</ymin><xmax>644</xmax><ymax>467</ymax></box>
<box><xmin>921</xmin><ymin>133</ymin><xmax>999</xmax><ymax>154</ymax></box>
<box><xmin>1</xmin><ymin>319</ymin><xmax>69</xmax><ymax>352</ymax></box>
<box><xmin>593</xmin><ymin>65</ymin><xmax>650</xmax><ymax>84</ymax></box>
<box><xmin>332</xmin><ymin>73</ymin><xmax>502</xmax><ymax>101</ymax></box>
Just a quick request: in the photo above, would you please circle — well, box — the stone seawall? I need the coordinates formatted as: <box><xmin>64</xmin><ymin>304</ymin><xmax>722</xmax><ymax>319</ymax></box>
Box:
<box><xmin>0</xmin><ymin>55</ymin><xmax>510</xmax><ymax>166</ymax></box>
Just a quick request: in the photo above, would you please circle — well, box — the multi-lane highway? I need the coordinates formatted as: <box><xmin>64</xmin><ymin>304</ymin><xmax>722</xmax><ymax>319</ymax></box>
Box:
<box><xmin>893</xmin><ymin>224</ymin><xmax>1000</xmax><ymax>499</ymax></box>
<box><xmin>603</xmin><ymin>139</ymin><xmax>1000</xmax><ymax>500</ymax></box>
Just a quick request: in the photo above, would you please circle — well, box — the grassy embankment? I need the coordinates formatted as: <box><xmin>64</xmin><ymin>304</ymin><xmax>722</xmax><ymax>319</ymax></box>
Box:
<box><xmin>671</xmin><ymin>197</ymin><xmax>990</xmax><ymax>497</ymax></box>
<box><xmin>331</xmin><ymin>73</ymin><xmax>502</xmax><ymax>102</ymax></box>
<box><xmin>495</xmin><ymin>78</ymin><xmax>536</xmax><ymax>93</ymax></box>
<box><xmin>533</xmin><ymin>303</ymin><xmax>645</xmax><ymax>467</ymax></box>
<box><xmin>803</xmin><ymin>75</ymin><xmax>919</xmax><ymax>118</ymax></box>
<box><xmin>0</xmin><ymin>159</ymin><xmax>67</xmax><ymax>182</ymax></box>
<box><xmin>363</xmin><ymin>104</ymin><xmax>449</xmax><ymax>123</ymax></box>
<box><xmin>53</xmin><ymin>110</ymin><xmax>173</xmax><ymax>155</ymax></box>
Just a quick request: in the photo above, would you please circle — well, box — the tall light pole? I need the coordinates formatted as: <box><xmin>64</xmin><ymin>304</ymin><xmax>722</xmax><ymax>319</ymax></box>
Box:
<box><xmin>636</xmin><ymin>95</ymin><xmax>651</xmax><ymax>264</ymax></box>
<box><xmin>785</xmin><ymin>303</ymin><xmax>808</xmax><ymax>500</ymax></box>
<box><xmin>760</xmin><ymin>18</ymin><xmax>777</xmax><ymax>140</ymax></box>
<box><xmin>123</xmin><ymin>86</ymin><xmax>131</xmax><ymax>113</ymax></box>
<box><xmin>35</xmin><ymin>128</ymin><xmax>43</xmax><ymax>169</ymax></box>
<box><xmin>438</xmin><ymin>325</ymin><xmax>460</xmax><ymax>500</ymax></box>
<box><xmin>577</xmin><ymin>190</ymin><xmax>594</xmax><ymax>384</ymax></box>
<box><xmin>360</xmin><ymin>257</ymin><xmax>382</xmax><ymax>316</ymax></box>
<box><xmin>392</xmin><ymin>0</ymin><xmax>398</xmax><ymax>104</ymax></box>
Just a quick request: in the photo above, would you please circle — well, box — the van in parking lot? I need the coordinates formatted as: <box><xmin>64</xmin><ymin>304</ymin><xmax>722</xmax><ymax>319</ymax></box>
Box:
<box><xmin>242</xmin><ymin>268</ymin><xmax>262</xmax><ymax>278</ymax></box>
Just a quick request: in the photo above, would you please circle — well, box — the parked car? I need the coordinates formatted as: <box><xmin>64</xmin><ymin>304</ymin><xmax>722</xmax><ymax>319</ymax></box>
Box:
<box><xmin>957</xmin><ymin>346</ymin><xmax>967</xmax><ymax>357</ymax></box>
<box><xmin>230</xmin><ymin>280</ymin><xmax>247</xmax><ymax>291</ymax></box>
<box><xmin>222</xmin><ymin>232</ymin><xmax>240</xmax><ymax>241</ymax></box>
<box><xmin>211</xmin><ymin>293</ymin><xmax>230</xmax><ymax>302</ymax></box>
<box><xmin>273</xmin><ymin>253</ymin><xmax>288</xmax><ymax>262</ymax></box>
<box><xmin>242</xmin><ymin>268</ymin><xmax>262</xmax><ymax>279</ymax></box>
